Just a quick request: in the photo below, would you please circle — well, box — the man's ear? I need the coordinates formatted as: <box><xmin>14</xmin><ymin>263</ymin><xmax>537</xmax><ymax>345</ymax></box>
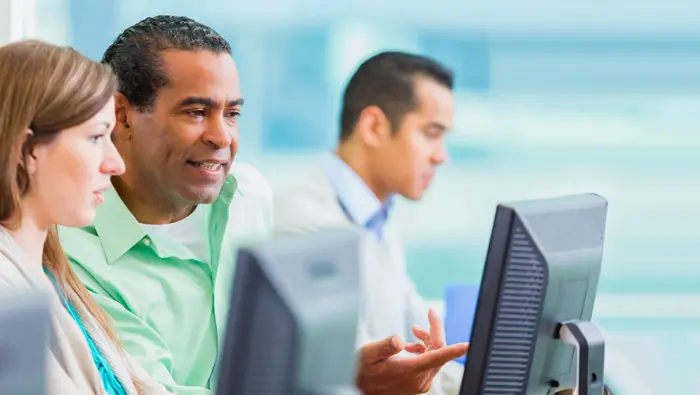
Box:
<box><xmin>356</xmin><ymin>106</ymin><xmax>391</xmax><ymax>148</ymax></box>
<box><xmin>114</xmin><ymin>93</ymin><xmax>133</xmax><ymax>141</ymax></box>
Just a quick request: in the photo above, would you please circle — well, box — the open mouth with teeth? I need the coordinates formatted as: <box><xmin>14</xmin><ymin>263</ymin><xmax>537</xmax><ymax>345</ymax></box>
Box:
<box><xmin>187</xmin><ymin>161</ymin><xmax>223</xmax><ymax>171</ymax></box>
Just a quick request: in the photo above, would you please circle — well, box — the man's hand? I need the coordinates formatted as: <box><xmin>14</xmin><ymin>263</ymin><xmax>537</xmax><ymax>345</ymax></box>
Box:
<box><xmin>404</xmin><ymin>308</ymin><xmax>451</xmax><ymax>356</ymax></box>
<box><xmin>356</xmin><ymin>309</ymin><xmax>469</xmax><ymax>395</ymax></box>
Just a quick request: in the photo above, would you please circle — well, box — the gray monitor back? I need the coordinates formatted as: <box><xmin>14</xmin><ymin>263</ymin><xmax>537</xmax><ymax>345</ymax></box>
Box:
<box><xmin>217</xmin><ymin>228</ymin><xmax>362</xmax><ymax>395</ymax></box>
<box><xmin>460</xmin><ymin>193</ymin><xmax>607</xmax><ymax>395</ymax></box>
<box><xmin>517</xmin><ymin>194</ymin><xmax>607</xmax><ymax>393</ymax></box>
<box><xmin>0</xmin><ymin>292</ymin><xmax>50</xmax><ymax>395</ymax></box>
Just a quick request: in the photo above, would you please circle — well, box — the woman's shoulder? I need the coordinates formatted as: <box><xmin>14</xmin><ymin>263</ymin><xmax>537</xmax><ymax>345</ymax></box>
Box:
<box><xmin>0</xmin><ymin>226</ymin><xmax>35</xmax><ymax>294</ymax></box>
<box><xmin>0</xmin><ymin>225</ymin><xmax>16</xmax><ymax>253</ymax></box>
<box><xmin>0</xmin><ymin>240</ymin><xmax>22</xmax><ymax>280</ymax></box>
<box><xmin>0</xmin><ymin>254</ymin><xmax>30</xmax><ymax>295</ymax></box>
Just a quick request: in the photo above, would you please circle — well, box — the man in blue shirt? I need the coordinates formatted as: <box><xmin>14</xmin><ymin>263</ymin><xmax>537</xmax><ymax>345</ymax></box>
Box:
<box><xmin>274</xmin><ymin>51</ymin><xmax>466</xmax><ymax>395</ymax></box>
<box><xmin>275</xmin><ymin>49</ymin><xmax>618</xmax><ymax>395</ymax></box>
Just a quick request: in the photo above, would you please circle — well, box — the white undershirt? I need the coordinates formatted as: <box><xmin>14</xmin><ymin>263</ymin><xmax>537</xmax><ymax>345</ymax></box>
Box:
<box><xmin>140</xmin><ymin>206</ymin><xmax>210</xmax><ymax>264</ymax></box>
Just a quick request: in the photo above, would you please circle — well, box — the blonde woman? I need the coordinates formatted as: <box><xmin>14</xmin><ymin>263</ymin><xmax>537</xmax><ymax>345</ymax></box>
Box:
<box><xmin>0</xmin><ymin>40</ymin><xmax>171</xmax><ymax>395</ymax></box>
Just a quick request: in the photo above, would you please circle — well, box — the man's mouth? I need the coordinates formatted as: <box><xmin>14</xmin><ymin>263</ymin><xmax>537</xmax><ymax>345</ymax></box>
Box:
<box><xmin>187</xmin><ymin>160</ymin><xmax>224</xmax><ymax>171</ymax></box>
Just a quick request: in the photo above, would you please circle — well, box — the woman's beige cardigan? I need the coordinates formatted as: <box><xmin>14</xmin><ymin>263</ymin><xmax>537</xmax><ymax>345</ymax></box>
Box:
<box><xmin>0</xmin><ymin>226</ymin><xmax>172</xmax><ymax>395</ymax></box>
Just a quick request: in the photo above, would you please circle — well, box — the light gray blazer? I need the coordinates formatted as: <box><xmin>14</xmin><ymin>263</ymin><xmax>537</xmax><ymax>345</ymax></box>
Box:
<box><xmin>274</xmin><ymin>169</ymin><xmax>464</xmax><ymax>395</ymax></box>
<box><xmin>0</xmin><ymin>226</ymin><xmax>171</xmax><ymax>395</ymax></box>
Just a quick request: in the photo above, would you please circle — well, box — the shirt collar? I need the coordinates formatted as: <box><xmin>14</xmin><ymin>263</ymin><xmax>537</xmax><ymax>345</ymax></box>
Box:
<box><xmin>93</xmin><ymin>174</ymin><xmax>238</xmax><ymax>264</ymax></box>
<box><xmin>324</xmin><ymin>153</ymin><xmax>394</xmax><ymax>229</ymax></box>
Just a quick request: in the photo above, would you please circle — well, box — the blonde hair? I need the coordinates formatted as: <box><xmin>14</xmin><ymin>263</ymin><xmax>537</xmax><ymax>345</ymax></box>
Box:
<box><xmin>0</xmin><ymin>40</ymin><xmax>140</xmax><ymax>391</ymax></box>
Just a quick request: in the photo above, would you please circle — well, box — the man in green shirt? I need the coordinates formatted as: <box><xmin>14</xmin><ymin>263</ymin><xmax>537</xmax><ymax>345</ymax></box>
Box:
<box><xmin>60</xmin><ymin>14</ymin><xmax>467</xmax><ymax>395</ymax></box>
<box><xmin>59</xmin><ymin>16</ymin><xmax>273</xmax><ymax>394</ymax></box>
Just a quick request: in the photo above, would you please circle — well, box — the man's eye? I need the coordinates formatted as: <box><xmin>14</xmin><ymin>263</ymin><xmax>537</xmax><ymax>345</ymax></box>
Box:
<box><xmin>188</xmin><ymin>110</ymin><xmax>206</xmax><ymax>117</ymax></box>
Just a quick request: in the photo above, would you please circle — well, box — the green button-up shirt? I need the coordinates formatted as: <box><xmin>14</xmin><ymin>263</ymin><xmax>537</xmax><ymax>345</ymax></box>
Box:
<box><xmin>59</xmin><ymin>164</ymin><xmax>273</xmax><ymax>395</ymax></box>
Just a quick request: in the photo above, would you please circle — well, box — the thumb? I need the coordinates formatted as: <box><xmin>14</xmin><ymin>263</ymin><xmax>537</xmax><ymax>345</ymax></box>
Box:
<box><xmin>360</xmin><ymin>335</ymin><xmax>405</xmax><ymax>365</ymax></box>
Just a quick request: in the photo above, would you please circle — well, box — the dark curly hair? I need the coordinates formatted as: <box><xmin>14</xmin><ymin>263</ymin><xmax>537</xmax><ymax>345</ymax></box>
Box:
<box><xmin>102</xmin><ymin>15</ymin><xmax>231</xmax><ymax>111</ymax></box>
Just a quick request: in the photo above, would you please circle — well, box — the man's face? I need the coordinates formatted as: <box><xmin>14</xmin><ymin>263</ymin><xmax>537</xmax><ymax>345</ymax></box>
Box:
<box><xmin>374</xmin><ymin>77</ymin><xmax>454</xmax><ymax>201</ymax></box>
<box><xmin>121</xmin><ymin>49</ymin><xmax>242</xmax><ymax>206</ymax></box>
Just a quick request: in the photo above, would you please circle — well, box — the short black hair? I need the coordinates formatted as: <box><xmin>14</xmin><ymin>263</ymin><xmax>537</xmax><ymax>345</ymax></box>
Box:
<box><xmin>339</xmin><ymin>51</ymin><xmax>453</xmax><ymax>141</ymax></box>
<box><xmin>103</xmin><ymin>15</ymin><xmax>231</xmax><ymax>111</ymax></box>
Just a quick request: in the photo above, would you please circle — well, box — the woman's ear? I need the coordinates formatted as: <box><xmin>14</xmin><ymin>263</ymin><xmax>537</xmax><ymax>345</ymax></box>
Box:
<box><xmin>19</xmin><ymin>129</ymin><xmax>38</xmax><ymax>175</ymax></box>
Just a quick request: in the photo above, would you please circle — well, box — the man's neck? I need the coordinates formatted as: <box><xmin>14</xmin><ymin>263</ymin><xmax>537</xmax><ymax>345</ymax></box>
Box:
<box><xmin>335</xmin><ymin>145</ymin><xmax>390</xmax><ymax>203</ymax></box>
<box><xmin>111</xmin><ymin>177</ymin><xmax>195</xmax><ymax>225</ymax></box>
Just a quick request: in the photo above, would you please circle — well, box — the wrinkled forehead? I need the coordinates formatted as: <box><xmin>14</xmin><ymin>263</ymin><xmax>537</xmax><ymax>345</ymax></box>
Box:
<box><xmin>158</xmin><ymin>49</ymin><xmax>242</xmax><ymax>106</ymax></box>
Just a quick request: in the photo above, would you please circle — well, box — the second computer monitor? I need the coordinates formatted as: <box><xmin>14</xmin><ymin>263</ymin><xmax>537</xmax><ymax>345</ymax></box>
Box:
<box><xmin>216</xmin><ymin>228</ymin><xmax>362</xmax><ymax>395</ymax></box>
<box><xmin>460</xmin><ymin>193</ymin><xmax>608</xmax><ymax>395</ymax></box>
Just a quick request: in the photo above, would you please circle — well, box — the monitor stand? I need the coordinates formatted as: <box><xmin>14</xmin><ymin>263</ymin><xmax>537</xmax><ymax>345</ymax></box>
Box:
<box><xmin>558</xmin><ymin>321</ymin><xmax>606</xmax><ymax>395</ymax></box>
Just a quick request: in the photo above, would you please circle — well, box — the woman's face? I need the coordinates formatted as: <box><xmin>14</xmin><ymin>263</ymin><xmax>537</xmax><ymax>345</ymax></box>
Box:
<box><xmin>24</xmin><ymin>97</ymin><xmax>125</xmax><ymax>227</ymax></box>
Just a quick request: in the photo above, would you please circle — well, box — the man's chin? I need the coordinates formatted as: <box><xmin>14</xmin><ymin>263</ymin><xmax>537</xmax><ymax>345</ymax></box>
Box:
<box><xmin>179</xmin><ymin>184</ymin><xmax>225</xmax><ymax>205</ymax></box>
<box><xmin>401</xmin><ymin>190</ymin><xmax>425</xmax><ymax>201</ymax></box>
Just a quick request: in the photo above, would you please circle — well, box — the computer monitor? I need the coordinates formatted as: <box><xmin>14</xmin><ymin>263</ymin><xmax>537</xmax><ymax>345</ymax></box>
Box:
<box><xmin>216</xmin><ymin>229</ymin><xmax>362</xmax><ymax>395</ymax></box>
<box><xmin>460</xmin><ymin>193</ymin><xmax>608</xmax><ymax>395</ymax></box>
<box><xmin>0</xmin><ymin>291</ymin><xmax>51</xmax><ymax>395</ymax></box>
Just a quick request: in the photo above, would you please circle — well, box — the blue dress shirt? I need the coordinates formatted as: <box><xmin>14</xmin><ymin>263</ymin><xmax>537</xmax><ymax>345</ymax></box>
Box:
<box><xmin>324</xmin><ymin>153</ymin><xmax>394</xmax><ymax>240</ymax></box>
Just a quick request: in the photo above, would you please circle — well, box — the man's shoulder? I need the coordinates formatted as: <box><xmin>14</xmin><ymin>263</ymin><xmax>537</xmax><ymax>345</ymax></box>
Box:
<box><xmin>274</xmin><ymin>169</ymin><xmax>333</xmax><ymax>206</ymax></box>
<box><xmin>226</xmin><ymin>162</ymin><xmax>274</xmax><ymax>234</ymax></box>
<box><xmin>230</xmin><ymin>162</ymin><xmax>272</xmax><ymax>207</ymax></box>
<box><xmin>273</xmin><ymin>170</ymin><xmax>347</xmax><ymax>233</ymax></box>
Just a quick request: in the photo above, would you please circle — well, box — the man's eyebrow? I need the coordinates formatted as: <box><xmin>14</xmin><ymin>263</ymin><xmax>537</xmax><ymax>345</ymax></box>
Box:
<box><xmin>176</xmin><ymin>97</ymin><xmax>245</xmax><ymax>108</ymax></box>
<box><xmin>228</xmin><ymin>98</ymin><xmax>244</xmax><ymax>107</ymax></box>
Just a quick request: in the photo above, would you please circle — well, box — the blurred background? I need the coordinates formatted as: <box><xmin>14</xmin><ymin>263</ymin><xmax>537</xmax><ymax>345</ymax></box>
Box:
<box><xmin>5</xmin><ymin>0</ymin><xmax>700</xmax><ymax>392</ymax></box>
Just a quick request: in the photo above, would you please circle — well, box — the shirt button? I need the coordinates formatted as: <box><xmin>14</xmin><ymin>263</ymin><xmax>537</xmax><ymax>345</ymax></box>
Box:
<box><xmin>143</xmin><ymin>238</ymin><xmax>151</xmax><ymax>246</ymax></box>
